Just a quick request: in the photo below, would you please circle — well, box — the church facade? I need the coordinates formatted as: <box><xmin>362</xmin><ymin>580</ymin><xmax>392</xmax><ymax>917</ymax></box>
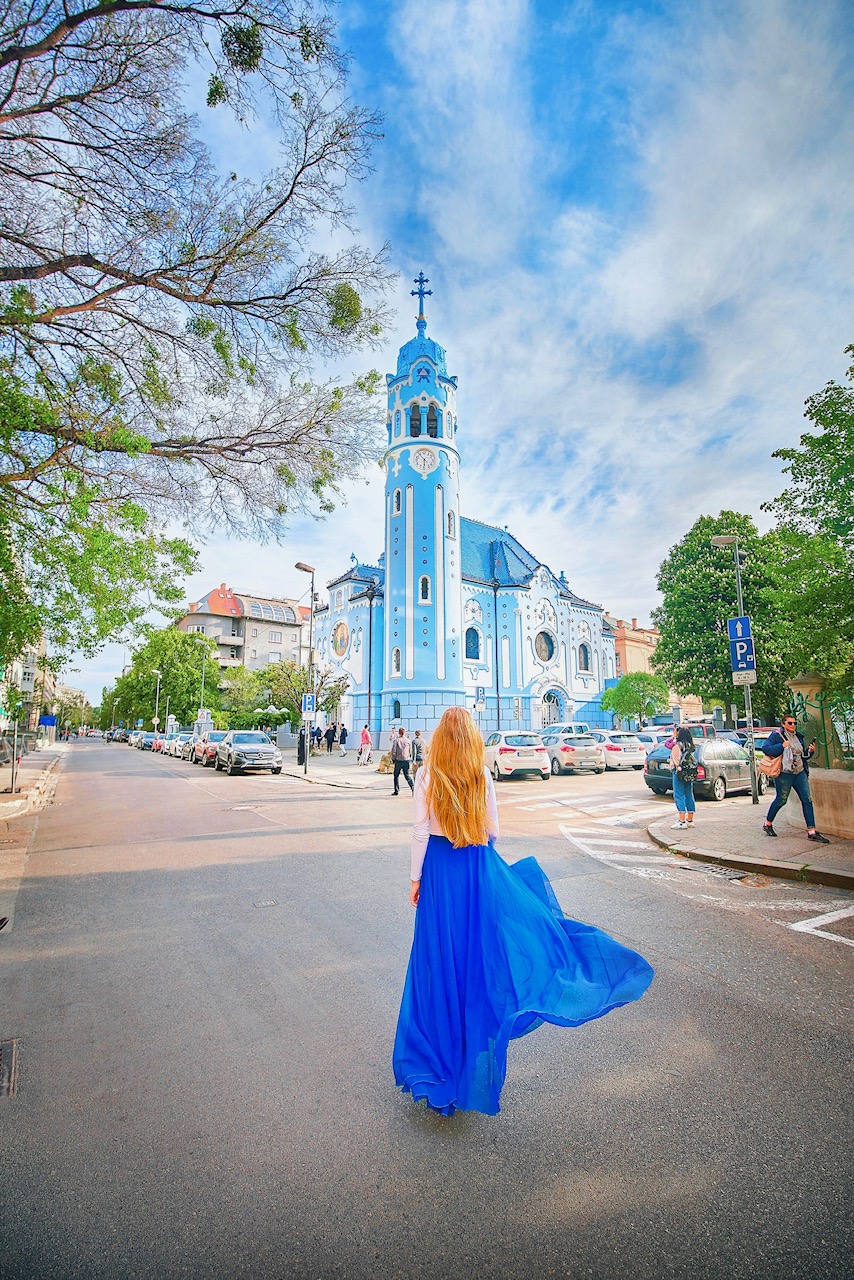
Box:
<box><xmin>313</xmin><ymin>277</ymin><xmax>616</xmax><ymax>737</ymax></box>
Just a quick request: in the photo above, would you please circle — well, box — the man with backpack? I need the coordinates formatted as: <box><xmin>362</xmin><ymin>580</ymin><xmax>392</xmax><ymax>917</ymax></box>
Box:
<box><xmin>391</xmin><ymin>726</ymin><xmax>414</xmax><ymax>795</ymax></box>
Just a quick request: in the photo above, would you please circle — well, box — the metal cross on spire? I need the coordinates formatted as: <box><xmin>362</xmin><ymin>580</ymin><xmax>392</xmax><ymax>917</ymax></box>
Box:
<box><xmin>411</xmin><ymin>271</ymin><xmax>432</xmax><ymax>317</ymax></box>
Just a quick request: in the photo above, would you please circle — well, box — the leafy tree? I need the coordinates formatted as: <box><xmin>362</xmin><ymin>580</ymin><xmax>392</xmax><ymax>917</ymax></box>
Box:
<box><xmin>54</xmin><ymin>687</ymin><xmax>92</xmax><ymax>732</ymax></box>
<box><xmin>112</xmin><ymin>628</ymin><xmax>219</xmax><ymax>728</ymax></box>
<box><xmin>217</xmin><ymin>665</ymin><xmax>266</xmax><ymax>730</ymax></box>
<box><xmin>651</xmin><ymin>512</ymin><xmax>790</xmax><ymax>721</ymax></box>
<box><xmin>762</xmin><ymin>343</ymin><xmax>854</xmax><ymax>693</ymax></box>
<box><xmin>600</xmin><ymin>673</ymin><xmax>670</xmax><ymax>727</ymax></box>
<box><xmin>0</xmin><ymin>0</ymin><xmax>391</xmax><ymax>666</ymax></box>
<box><xmin>263</xmin><ymin>659</ymin><xmax>349</xmax><ymax>727</ymax></box>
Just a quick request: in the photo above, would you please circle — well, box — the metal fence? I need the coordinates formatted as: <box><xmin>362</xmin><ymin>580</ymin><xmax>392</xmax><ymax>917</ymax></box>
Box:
<box><xmin>789</xmin><ymin>689</ymin><xmax>854</xmax><ymax>770</ymax></box>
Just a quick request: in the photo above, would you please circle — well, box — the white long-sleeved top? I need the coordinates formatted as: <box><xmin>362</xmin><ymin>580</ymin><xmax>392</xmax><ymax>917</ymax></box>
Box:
<box><xmin>410</xmin><ymin>765</ymin><xmax>500</xmax><ymax>881</ymax></box>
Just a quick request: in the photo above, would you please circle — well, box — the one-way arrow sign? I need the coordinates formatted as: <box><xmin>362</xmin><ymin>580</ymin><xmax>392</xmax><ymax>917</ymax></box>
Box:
<box><xmin>727</xmin><ymin>615</ymin><xmax>752</xmax><ymax>641</ymax></box>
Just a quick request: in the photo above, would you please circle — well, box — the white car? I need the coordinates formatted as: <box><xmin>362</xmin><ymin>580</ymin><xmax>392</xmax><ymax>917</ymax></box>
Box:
<box><xmin>589</xmin><ymin>730</ymin><xmax>646</xmax><ymax>770</ymax></box>
<box><xmin>542</xmin><ymin>722</ymin><xmax>591</xmax><ymax>739</ymax></box>
<box><xmin>167</xmin><ymin>733</ymin><xmax>194</xmax><ymax>758</ymax></box>
<box><xmin>635</xmin><ymin>729</ymin><xmax>675</xmax><ymax>755</ymax></box>
<box><xmin>484</xmin><ymin>731</ymin><xmax>550</xmax><ymax>781</ymax></box>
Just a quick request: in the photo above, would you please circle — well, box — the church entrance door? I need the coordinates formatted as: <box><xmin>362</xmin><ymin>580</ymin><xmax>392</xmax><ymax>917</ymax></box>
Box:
<box><xmin>542</xmin><ymin>690</ymin><xmax>563</xmax><ymax>726</ymax></box>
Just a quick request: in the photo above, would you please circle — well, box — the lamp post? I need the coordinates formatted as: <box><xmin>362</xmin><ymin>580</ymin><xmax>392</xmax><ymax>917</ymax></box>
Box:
<box><xmin>711</xmin><ymin>534</ymin><xmax>759</xmax><ymax>803</ymax></box>
<box><xmin>491</xmin><ymin>577</ymin><xmax>501</xmax><ymax>730</ymax></box>
<box><xmin>295</xmin><ymin>561</ymin><xmax>316</xmax><ymax>776</ymax></box>
<box><xmin>152</xmin><ymin>669</ymin><xmax>162</xmax><ymax>732</ymax></box>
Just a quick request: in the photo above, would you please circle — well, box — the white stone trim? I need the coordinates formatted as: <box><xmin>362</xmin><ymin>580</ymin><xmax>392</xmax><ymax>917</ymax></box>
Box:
<box><xmin>435</xmin><ymin>485</ymin><xmax>445</xmax><ymax>681</ymax></box>
<box><xmin>405</xmin><ymin>484</ymin><xmax>414</xmax><ymax>679</ymax></box>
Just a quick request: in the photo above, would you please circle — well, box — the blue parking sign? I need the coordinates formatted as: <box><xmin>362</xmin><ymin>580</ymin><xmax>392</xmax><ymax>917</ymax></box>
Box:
<box><xmin>301</xmin><ymin>693</ymin><xmax>316</xmax><ymax>714</ymax></box>
<box><xmin>727</xmin><ymin>616</ymin><xmax>751</xmax><ymax>641</ymax></box>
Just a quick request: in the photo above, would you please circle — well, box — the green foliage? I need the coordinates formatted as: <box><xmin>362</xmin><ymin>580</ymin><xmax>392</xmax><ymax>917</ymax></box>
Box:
<box><xmin>206</xmin><ymin>75</ymin><xmax>229</xmax><ymax>108</ymax></box>
<box><xmin>651</xmin><ymin>512</ymin><xmax>790</xmax><ymax>721</ymax></box>
<box><xmin>600</xmin><ymin>673</ymin><xmax>670</xmax><ymax>727</ymax></box>
<box><xmin>327</xmin><ymin>283</ymin><xmax>362</xmax><ymax>333</ymax></box>
<box><xmin>222</xmin><ymin>22</ymin><xmax>264</xmax><ymax>73</ymax></box>
<box><xmin>762</xmin><ymin>343</ymin><xmax>854</xmax><ymax>694</ymax></box>
<box><xmin>112</xmin><ymin>630</ymin><xmax>219</xmax><ymax>729</ymax></box>
<box><xmin>263</xmin><ymin>660</ymin><xmax>349</xmax><ymax>727</ymax></box>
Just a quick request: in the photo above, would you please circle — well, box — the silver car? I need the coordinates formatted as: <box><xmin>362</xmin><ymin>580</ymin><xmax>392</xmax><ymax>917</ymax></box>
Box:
<box><xmin>215</xmin><ymin>730</ymin><xmax>283</xmax><ymax>775</ymax></box>
<box><xmin>589</xmin><ymin>730</ymin><xmax>646</xmax><ymax>770</ymax></box>
<box><xmin>542</xmin><ymin>732</ymin><xmax>605</xmax><ymax>776</ymax></box>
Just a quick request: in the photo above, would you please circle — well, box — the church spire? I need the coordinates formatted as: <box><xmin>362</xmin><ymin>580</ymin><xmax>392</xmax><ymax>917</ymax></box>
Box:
<box><xmin>410</xmin><ymin>271</ymin><xmax>432</xmax><ymax>335</ymax></box>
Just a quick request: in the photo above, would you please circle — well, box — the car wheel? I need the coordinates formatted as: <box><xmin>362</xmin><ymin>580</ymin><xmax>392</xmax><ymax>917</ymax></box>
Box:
<box><xmin>711</xmin><ymin>775</ymin><xmax>727</xmax><ymax>802</ymax></box>
<box><xmin>272</xmin><ymin>767</ymin><xmax>282</xmax><ymax>775</ymax></box>
<box><xmin>492</xmin><ymin>762</ymin><xmax>501</xmax><ymax>781</ymax></box>
<box><xmin>646</xmin><ymin>784</ymin><xmax>667</xmax><ymax>795</ymax></box>
<box><xmin>632</xmin><ymin>764</ymin><xmax>643</xmax><ymax>770</ymax></box>
<box><xmin>594</xmin><ymin>767</ymin><xmax>605</xmax><ymax>775</ymax></box>
<box><xmin>204</xmin><ymin>755</ymin><xmax>213</xmax><ymax>768</ymax></box>
<box><xmin>226</xmin><ymin>758</ymin><xmax>238</xmax><ymax>775</ymax></box>
<box><xmin>541</xmin><ymin>771</ymin><xmax>549</xmax><ymax>781</ymax></box>
<box><xmin>215</xmin><ymin>758</ymin><xmax>223</xmax><ymax>771</ymax></box>
<box><xmin>757</xmin><ymin>772</ymin><xmax>768</xmax><ymax>796</ymax></box>
<box><xmin>550</xmin><ymin>757</ymin><xmax>561</xmax><ymax>776</ymax></box>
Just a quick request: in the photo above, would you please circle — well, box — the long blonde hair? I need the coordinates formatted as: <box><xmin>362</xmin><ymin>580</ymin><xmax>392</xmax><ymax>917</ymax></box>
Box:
<box><xmin>425</xmin><ymin>707</ymin><xmax>488</xmax><ymax>848</ymax></box>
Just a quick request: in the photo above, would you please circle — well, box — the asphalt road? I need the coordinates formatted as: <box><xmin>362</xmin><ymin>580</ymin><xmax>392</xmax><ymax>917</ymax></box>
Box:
<box><xmin>1</xmin><ymin>742</ymin><xmax>852</xmax><ymax>1279</ymax></box>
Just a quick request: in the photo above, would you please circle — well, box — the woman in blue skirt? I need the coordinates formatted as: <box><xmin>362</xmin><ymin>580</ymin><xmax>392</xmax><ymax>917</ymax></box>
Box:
<box><xmin>393</xmin><ymin>707</ymin><xmax>654</xmax><ymax>1116</ymax></box>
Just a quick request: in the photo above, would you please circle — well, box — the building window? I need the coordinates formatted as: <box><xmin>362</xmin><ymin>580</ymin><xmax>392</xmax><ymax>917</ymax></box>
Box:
<box><xmin>269</xmin><ymin>630</ymin><xmax>282</xmax><ymax>642</ymax></box>
<box><xmin>447</xmin><ymin>511</ymin><xmax>455</xmax><ymax>538</ymax></box>
<box><xmin>535</xmin><ymin>631</ymin><xmax>555</xmax><ymax>662</ymax></box>
<box><xmin>189</xmin><ymin>624</ymin><xmax>205</xmax><ymax>634</ymax></box>
<box><xmin>578</xmin><ymin>643</ymin><xmax>591</xmax><ymax>672</ymax></box>
<box><xmin>268</xmin><ymin>652</ymin><xmax>281</xmax><ymax>663</ymax></box>
<box><xmin>426</xmin><ymin>404</ymin><xmax>438</xmax><ymax>437</ymax></box>
<box><xmin>393</xmin><ymin>699</ymin><xmax>402</xmax><ymax>719</ymax></box>
<box><xmin>394</xmin><ymin>410</ymin><xmax>401</xmax><ymax>436</ymax></box>
<box><xmin>251</xmin><ymin>628</ymin><xmax>258</xmax><ymax>638</ymax></box>
<box><xmin>229</xmin><ymin>647</ymin><xmax>238</xmax><ymax>659</ymax></box>
<box><xmin>392</xmin><ymin>647</ymin><xmax>401</xmax><ymax>676</ymax></box>
<box><xmin>465</xmin><ymin>627</ymin><xmax>481</xmax><ymax>661</ymax></box>
<box><xmin>250</xmin><ymin>649</ymin><xmax>257</xmax><ymax>659</ymax></box>
<box><xmin>409</xmin><ymin>404</ymin><xmax>421</xmax><ymax>437</ymax></box>
<box><xmin>393</xmin><ymin>488</ymin><xmax>402</xmax><ymax>515</ymax></box>
<box><xmin>419</xmin><ymin>575</ymin><xmax>431</xmax><ymax>604</ymax></box>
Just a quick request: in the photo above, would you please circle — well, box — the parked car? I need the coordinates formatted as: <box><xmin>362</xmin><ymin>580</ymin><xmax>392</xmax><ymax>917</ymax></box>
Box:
<box><xmin>635</xmin><ymin>728</ymin><xmax>675</xmax><ymax>754</ymax></box>
<box><xmin>736</xmin><ymin>730</ymin><xmax>775</xmax><ymax>756</ymax></box>
<box><xmin>193</xmin><ymin>730</ymin><xmax>227</xmax><ymax>767</ymax></box>
<box><xmin>128</xmin><ymin>730</ymin><xmax>144</xmax><ymax>747</ymax></box>
<box><xmin>157</xmin><ymin>733</ymin><xmax>180</xmax><ymax>755</ymax></box>
<box><xmin>682</xmin><ymin>723</ymin><xmax>717</xmax><ymax>739</ymax></box>
<box><xmin>151</xmin><ymin>735</ymin><xmax>165</xmax><ymax>752</ymax></box>
<box><xmin>484</xmin><ymin>731</ymin><xmax>550</xmax><ymax>781</ymax></box>
<box><xmin>542</xmin><ymin>732</ymin><xmax>605</xmax><ymax>776</ymax></box>
<box><xmin>137</xmin><ymin>732</ymin><xmax>157</xmax><ymax>751</ymax></box>
<box><xmin>215</xmin><ymin>731</ymin><xmax>283</xmax><ymax>775</ymax></box>
<box><xmin>588</xmin><ymin>730</ymin><xmax>646</xmax><ymax>769</ymax></box>
<box><xmin>180</xmin><ymin>735</ymin><xmax>200</xmax><ymax>761</ymax></box>
<box><xmin>643</xmin><ymin>739</ymin><xmax>768</xmax><ymax>802</ymax></box>
<box><xmin>167</xmin><ymin>733</ymin><xmax>194</xmax><ymax>758</ymax></box>
<box><xmin>542</xmin><ymin>722</ymin><xmax>591</xmax><ymax>739</ymax></box>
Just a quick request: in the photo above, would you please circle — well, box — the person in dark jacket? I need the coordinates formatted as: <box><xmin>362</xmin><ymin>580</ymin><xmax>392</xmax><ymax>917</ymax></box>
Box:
<box><xmin>324</xmin><ymin>724</ymin><xmax>335</xmax><ymax>754</ymax></box>
<box><xmin>762</xmin><ymin>714</ymin><xmax>829</xmax><ymax>842</ymax></box>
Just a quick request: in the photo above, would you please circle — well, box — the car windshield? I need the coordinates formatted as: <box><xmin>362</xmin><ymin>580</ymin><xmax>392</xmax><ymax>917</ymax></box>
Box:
<box><xmin>571</xmin><ymin>736</ymin><xmax>597</xmax><ymax>745</ymax></box>
<box><xmin>610</xmin><ymin>735</ymin><xmax>640</xmax><ymax>745</ymax></box>
<box><xmin>233</xmin><ymin>733</ymin><xmax>271</xmax><ymax>744</ymax></box>
<box><xmin>176</xmin><ymin>734</ymin><xmax>191</xmax><ymax>741</ymax></box>
<box><xmin>503</xmin><ymin>735</ymin><xmax>541</xmax><ymax>747</ymax></box>
<box><xmin>208</xmin><ymin>732</ymin><xmax>226</xmax><ymax>742</ymax></box>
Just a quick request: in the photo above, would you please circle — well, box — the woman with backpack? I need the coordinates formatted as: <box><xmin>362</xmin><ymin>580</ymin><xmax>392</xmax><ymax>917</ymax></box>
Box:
<box><xmin>671</xmin><ymin>726</ymin><xmax>697</xmax><ymax>829</ymax></box>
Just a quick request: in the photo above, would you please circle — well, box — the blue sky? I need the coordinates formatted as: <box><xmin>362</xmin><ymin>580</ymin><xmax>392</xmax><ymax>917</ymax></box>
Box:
<box><xmin>71</xmin><ymin>0</ymin><xmax>854</xmax><ymax>703</ymax></box>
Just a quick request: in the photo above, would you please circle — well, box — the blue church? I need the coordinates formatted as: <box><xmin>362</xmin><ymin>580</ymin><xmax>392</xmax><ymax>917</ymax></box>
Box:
<box><xmin>313</xmin><ymin>276</ymin><xmax>617</xmax><ymax>738</ymax></box>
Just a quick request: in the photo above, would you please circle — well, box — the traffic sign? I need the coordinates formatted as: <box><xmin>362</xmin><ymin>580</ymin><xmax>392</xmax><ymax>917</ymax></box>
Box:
<box><xmin>729</xmin><ymin>638</ymin><xmax>756</xmax><ymax>671</ymax></box>
<box><xmin>475</xmin><ymin>686</ymin><xmax>485</xmax><ymax>703</ymax></box>
<box><xmin>727</xmin><ymin>616</ymin><xmax>752</xmax><ymax>641</ymax></box>
<box><xmin>301</xmin><ymin>693</ymin><xmax>316</xmax><ymax>715</ymax></box>
<box><xmin>732</xmin><ymin>670</ymin><xmax>757</xmax><ymax>685</ymax></box>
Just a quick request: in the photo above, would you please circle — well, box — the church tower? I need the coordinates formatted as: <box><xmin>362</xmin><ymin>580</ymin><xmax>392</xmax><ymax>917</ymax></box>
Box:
<box><xmin>381</xmin><ymin>275</ymin><xmax>465</xmax><ymax>728</ymax></box>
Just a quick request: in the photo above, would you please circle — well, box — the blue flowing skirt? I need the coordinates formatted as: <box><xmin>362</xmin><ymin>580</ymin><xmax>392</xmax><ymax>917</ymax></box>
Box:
<box><xmin>393</xmin><ymin>836</ymin><xmax>654</xmax><ymax>1116</ymax></box>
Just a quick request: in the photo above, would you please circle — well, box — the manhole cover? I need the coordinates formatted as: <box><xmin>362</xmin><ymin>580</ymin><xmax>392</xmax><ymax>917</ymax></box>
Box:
<box><xmin>253</xmin><ymin>899</ymin><xmax>278</xmax><ymax>909</ymax></box>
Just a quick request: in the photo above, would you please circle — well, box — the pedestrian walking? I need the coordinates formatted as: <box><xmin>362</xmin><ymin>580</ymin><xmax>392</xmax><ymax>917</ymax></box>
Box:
<box><xmin>393</xmin><ymin>707</ymin><xmax>654</xmax><ymax>1116</ymax></box>
<box><xmin>312</xmin><ymin>724</ymin><xmax>323</xmax><ymax>751</ymax></box>
<box><xmin>412</xmin><ymin>728</ymin><xmax>424</xmax><ymax>775</ymax></box>
<box><xmin>391</xmin><ymin>727</ymin><xmax>414</xmax><ymax>795</ymax></box>
<box><xmin>762</xmin><ymin>715</ymin><xmax>830</xmax><ymax>843</ymax></box>
<box><xmin>670</xmin><ymin>726</ymin><xmax>698</xmax><ymax>829</ymax></box>
<box><xmin>339</xmin><ymin>725</ymin><xmax>348</xmax><ymax>757</ymax></box>
<box><xmin>388</xmin><ymin>725</ymin><xmax>397</xmax><ymax>753</ymax></box>
<box><xmin>325</xmin><ymin>723</ymin><xmax>335</xmax><ymax>754</ymax></box>
<box><xmin>358</xmin><ymin>725</ymin><xmax>373</xmax><ymax>765</ymax></box>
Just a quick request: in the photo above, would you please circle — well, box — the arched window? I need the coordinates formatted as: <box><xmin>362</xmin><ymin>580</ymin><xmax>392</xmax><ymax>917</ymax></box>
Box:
<box><xmin>419</xmin><ymin>575</ymin><xmax>431</xmax><ymax>603</ymax></box>
<box><xmin>393</xmin><ymin>488</ymin><xmax>402</xmax><ymax>515</ymax></box>
<box><xmin>392</xmin><ymin>648</ymin><xmax>401</xmax><ymax>676</ymax></box>
<box><xmin>578</xmin><ymin>642</ymin><xmax>591</xmax><ymax>673</ymax></box>
<box><xmin>393</xmin><ymin>699</ymin><xmax>402</xmax><ymax>720</ymax></box>
<box><xmin>426</xmin><ymin>404</ymin><xmax>438</xmax><ymax>437</ymax></box>
<box><xmin>394</xmin><ymin>410</ymin><xmax>401</xmax><ymax>436</ymax></box>
<box><xmin>447</xmin><ymin>511</ymin><xmax>455</xmax><ymax>538</ymax></box>
<box><xmin>465</xmin><ymin>627</ymin><xmax>481</xmax><ymax>661</ymax></box>
<box><xmin>409</xmin><ymin>404</ymin><xmax>421</xmax><ymax>437</ymax></box>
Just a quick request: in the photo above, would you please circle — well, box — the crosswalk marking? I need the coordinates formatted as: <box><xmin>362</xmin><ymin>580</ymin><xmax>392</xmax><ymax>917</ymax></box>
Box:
<box><xmin>785</xmin><ymin>906</ymin><xmax>854</xmax><ymax>949</ymax></box>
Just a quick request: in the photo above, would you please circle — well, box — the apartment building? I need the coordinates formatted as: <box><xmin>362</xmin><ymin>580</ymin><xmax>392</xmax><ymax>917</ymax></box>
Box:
<box><xmin>176</xmin><ymin>584</ymin><xmax>309</xmax><ymax>672</ymax></box>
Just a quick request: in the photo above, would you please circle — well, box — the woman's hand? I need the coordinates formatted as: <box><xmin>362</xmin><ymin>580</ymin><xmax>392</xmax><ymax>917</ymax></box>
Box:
<box><xmin>409</xmin><ymin>880</ymin><xmax>420</xmax><ymax>907</ymax></box>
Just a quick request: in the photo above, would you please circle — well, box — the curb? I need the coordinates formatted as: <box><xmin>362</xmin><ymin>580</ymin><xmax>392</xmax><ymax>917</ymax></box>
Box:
<box><xmin>647</xmin><ymin>824</ymin><xmax>854</xmax><ymax>892</ymax></box>
<box><xmin>278</xmin><ymin>767</ymin><xmax>385</xmax><ymax>792</ymax></box>
<box><xmin>0</xmin><ymin>751</ymin><xmax>65</xmax><ymax>820</ymax></box>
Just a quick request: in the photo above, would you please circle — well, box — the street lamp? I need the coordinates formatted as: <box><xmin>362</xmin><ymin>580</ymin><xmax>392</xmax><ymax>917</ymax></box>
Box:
<box><xmin>711</xmin><ymin>534</ymin><xmax>759</xmax><ymax>803</ymax></box>
<box><xmin>152</xmin><ymin>669</ymin><xmax>162</xmax><ymax>732</ymax></box>
<box><xmin>295</xmin><ymin>561</ymin><xmax>316</xmax><ymax>776</ymax></box>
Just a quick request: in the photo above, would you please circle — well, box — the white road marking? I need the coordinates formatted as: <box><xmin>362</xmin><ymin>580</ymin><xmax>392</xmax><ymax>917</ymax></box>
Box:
<box><xmin>784</xmin><ymin>906</ymin><xmax>854</xmax><ymax>949</ymax></box>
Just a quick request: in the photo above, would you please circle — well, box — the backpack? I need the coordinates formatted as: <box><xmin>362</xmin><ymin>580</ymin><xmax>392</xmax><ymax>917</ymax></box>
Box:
<box><xmin>677</xmin><ymin>745</ymin><xmax>699</xmax><ymax>783</ymax></box>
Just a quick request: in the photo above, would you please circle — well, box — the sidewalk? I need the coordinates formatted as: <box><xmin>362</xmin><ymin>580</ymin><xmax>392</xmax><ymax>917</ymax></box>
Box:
<box><xmin>0</xmin><ymin>742</ymin><xmax>68</xmax><ymax>819</ymax></box>
<box><xmin>648</xmin><ymin>794</ymin><xmax>854</xmax><ymax>891</ymax></box>
<box><xmin>279</xmin><ymin>749</ymin><xmax>395</xmax><ymax>792</ymax></box>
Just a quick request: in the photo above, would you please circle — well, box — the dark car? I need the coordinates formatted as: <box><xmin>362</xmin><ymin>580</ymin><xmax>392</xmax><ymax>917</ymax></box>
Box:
<box><xmin>193</xmin><ymin>730</ymin><xmax>228</xmax><ymax>767</ymax></box>
<box><xmin>215</xmin><ymin>730</ymin><xmax>283</xmax><ymax>775</ymax></box>
<box><xmin>643</xmin><ymin>739</ymin><xmax>768</xmax><ymax>802</ymax></box>
<box><xmin>138</xmin><ymin>732</ymin><xmax>158</xmax><ymax>751</ymax></box>
<box><xmin>180</xmin><ymin>734</ymin><xmax>201</xmax><ymax>761</ymax></box>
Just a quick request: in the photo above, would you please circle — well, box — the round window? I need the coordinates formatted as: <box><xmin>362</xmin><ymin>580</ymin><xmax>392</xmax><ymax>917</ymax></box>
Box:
<box><xmin>535</xmin><ymin>631</ymin><xmax>555</xmax><ymax>662</ymax></box>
